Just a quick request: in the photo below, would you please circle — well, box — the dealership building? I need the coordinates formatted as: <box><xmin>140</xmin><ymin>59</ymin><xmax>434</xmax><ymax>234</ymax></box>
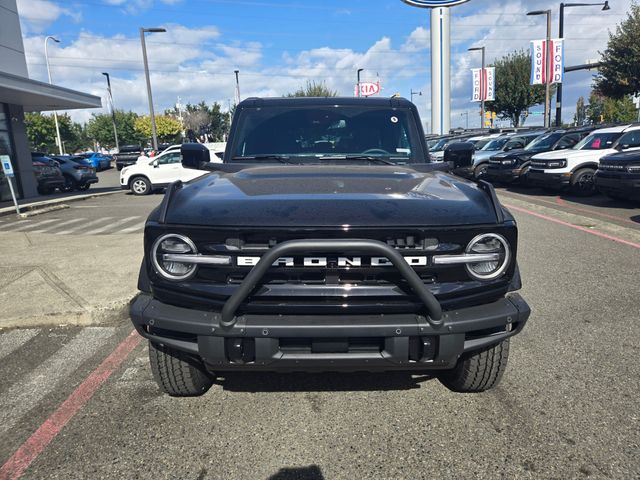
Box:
<box><xmin>0</xmin><ymin>0</ymin><xmax>101</xmax><ymax>203</ymax></box>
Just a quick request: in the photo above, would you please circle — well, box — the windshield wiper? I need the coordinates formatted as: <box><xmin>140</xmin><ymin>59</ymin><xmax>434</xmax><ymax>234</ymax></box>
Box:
<box><xmin>317</xmin><ymin>155</ymin><xmax>397</xmax><ymax>165</ymax></box>
<box><xmin>231</xmin><ymin>155</ymin><xmax>297</xmax><ymax>164</ymax></box>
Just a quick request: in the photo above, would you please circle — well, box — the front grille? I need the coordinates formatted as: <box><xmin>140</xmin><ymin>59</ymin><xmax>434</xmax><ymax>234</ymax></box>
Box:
<box><xmin>599</xmin><ymin>163</ymin><xmax>628</xmax><ymax>171</ymax></box>
<box><xmin>530</xmin><ymin>159</ymin><xmax>565</xmax><ymax>169</ymax></box>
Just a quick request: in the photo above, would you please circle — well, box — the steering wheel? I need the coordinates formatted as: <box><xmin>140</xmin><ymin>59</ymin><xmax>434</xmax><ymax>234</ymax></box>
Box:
<box><xmin>361</xmin><ymin>148</ymin><xmax>390</xmax><ymax>155</ymax></box>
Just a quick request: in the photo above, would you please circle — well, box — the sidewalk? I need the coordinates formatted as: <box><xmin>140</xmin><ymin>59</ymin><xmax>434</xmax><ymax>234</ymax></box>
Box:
<box><xmin>0</xmin><ymin>229</ymin><xmax>142</xmax><ymax>329</ymax></box>
<box><xmin>0</xmin><ymin>188</ymin><xmax>122</xmax><ymax>218</ymax></box>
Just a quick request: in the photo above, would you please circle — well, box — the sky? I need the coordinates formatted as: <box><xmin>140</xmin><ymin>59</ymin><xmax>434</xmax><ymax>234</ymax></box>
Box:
<box><xmin>16</xmin><ymin>0</ymin><xmax>634</xmax><ymax>132</ymax></box>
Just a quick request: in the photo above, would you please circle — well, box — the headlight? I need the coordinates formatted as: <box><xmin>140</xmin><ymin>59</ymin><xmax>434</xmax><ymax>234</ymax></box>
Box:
<box><xmin>465</xmin><ymin>233</ymin><xmax>510</xmax><ymax>280</ymax></box>
<box><xmin>501</xmin><ymin>159</ymin><xmax>516</xmax><ymax>165</ymax></box>
<box><xmin>546</xmin><ymin>160</ymin><xmax>567</xmax><ymax>168</ymax></box>
<box><xmin>628</xmin><ymin>165</ymin><xmax>640</xmax><ymax>173</ymax></box>
<box><xmin>152</xmin><ymin>234</ymin><xmax>198</xmax><ymax>280</ymax></box>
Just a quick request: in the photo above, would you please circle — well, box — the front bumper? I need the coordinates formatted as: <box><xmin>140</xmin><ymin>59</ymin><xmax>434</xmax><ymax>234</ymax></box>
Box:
<box><xmin>485</xmin><ymin>165</ymin><xmax>525</xmax><ymax>183</ymax></box>
<box><xmin>527</xmin><ymin>169</ymin><xmax>571</xmax><ymax>189</ymax></box>
<box><xmin>595</xmin><ymin>172</ymin><xmax>640</xmax><ymax>200</ymax></box>
<box><xmin>130</xmin><ymin>292</ymin><xmax>530</xmax><ymax>372</ymax></box>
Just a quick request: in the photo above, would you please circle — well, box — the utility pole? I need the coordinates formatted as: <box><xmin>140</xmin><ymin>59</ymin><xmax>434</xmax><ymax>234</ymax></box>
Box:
<box><xmin>461</xmin><ymin>111</ymin><xmax>469</xmax><ymax>129</ymax></box>
<box><xmin>140</xmin><ymin>27</ymin><xmax>166</xmax><ymax>151</ymax></box>
<box><xmin>527</xmin><ymin>10</ymin><xmax>552</xmax><ymax>128</ymax></box>
<box><xmin>101</xmin><ymin>72</ymin><xmax>119</xmax><ymax>152</ymax></box>
<box><xmin>410</xmin><ymin>89</ymin><xmax>422</xmax><ymax>104</ymax></box>
<box><xmin>44</xmin><ymin>36</ymin><xmax>63</xmax><ymax>155</ymax></box>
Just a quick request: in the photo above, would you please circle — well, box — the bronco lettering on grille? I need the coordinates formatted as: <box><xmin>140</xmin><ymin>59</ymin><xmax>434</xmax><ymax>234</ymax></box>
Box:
<box><xmin>236</xmin><ymin>256</ymin><xmax>428</xmax><ymax>267</ymax></box>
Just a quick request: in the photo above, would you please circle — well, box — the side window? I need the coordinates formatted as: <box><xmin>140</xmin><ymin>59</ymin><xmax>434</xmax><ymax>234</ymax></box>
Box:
<box><xmin>157</xmin><ymin>153</ymin><xmax>181</xmax><ymax>165</ymax></box>
<box><xmin>618</xmin><ymin>131</ymin><xmax>640</xmax><ymax>149</ymax></box>
<box><xmin>555</xmin><ymin>134</ymin><xmax>580</xmax><ymax>149</ymax></box>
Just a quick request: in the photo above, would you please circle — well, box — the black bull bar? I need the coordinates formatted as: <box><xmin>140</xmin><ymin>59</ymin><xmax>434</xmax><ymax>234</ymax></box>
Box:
<box><xmin>220</xmin><ymin>239</ymin><xmax>443</xmax><ymax>328</ymax></box>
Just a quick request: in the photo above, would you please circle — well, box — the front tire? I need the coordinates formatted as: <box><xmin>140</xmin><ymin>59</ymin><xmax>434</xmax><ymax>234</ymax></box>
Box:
<box><xmin>438</xmin><ymin>339</ymin><xmax>510</xmax><ymax>393</ymax></box>
<box><xmin>148</xmin><ymin>341</ymin><xmax>214</xmax><ymax>397</ymax></box>
<box><xmin>61</xmin><ymin>175</ymin><xmax>76</xmax><ymax>192</ymax></box>
<box><xmin>474</xmin><ymin>163</ymin><xmax>488</xmax><ymax>179</ymax></box>
<box><xmin>571</xmin><ymin>168</ymin><xmax>596</xmax><ymax>196</ymax></box>
<box><xmin>130</xmin><ymin>176</ymin><xmax>151</xmax><ymax>195</ymax></box>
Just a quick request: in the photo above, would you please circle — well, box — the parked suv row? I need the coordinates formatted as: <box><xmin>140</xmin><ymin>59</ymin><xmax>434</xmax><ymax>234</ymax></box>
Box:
<box><xmin>31</xmin><ymin>153</ymin><xmax>99</xmax><ymax>194</ymax></box>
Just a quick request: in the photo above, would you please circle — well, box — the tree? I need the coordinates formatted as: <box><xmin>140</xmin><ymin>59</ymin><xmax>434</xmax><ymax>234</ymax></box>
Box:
<box><xmin>595</xmin><ymin>2</ymin><xmax>640</xmax><ymax>98</ymax></box>
<box><xmin>87</xmin><ymin>110</ymin><xmax>143</xmax><ymax>149</ymax></box>
<box><xmin>24</xmin><ymin>112</ymin><xmax>80</xmax><ymax>153</ymax></box>
<box><xmin>165</xmin><ymin>101</ymin><xmax>230</xmax><ymax>142</ymax></box>
<box><xmin>574</xmin><ymin>96</ymin><xmax>587</xmax><ymax>126</ymax></box>
<box><xmin>586</xmin><ymin>92</ymin><xmax>637</xmax><ymax>124</ymax></box>
<box><xmin>134</xmin><ymin>115</ymin><xmax>182</xmax><ymax>144</ymax></box>
<box><xmin>286</xmin><ymin>81</ymin><xmax>337</xmax><ymax>98</ymax></box>
<box><xmin>484</xmin><ymin>50</ymin><xmax>550</xmax><ymax>127</ymax></box>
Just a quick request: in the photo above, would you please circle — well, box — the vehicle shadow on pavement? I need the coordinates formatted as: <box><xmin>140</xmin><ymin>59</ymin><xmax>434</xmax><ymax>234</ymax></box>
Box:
<box><xmin>216</xmin><ymin>371</ymin><xmax>435</xmax><ymax>392</ymax></box>
<box><xmin>268</xmin><ymin>465</ymin><xmax>324</xmax><ymax>480</ymax></box>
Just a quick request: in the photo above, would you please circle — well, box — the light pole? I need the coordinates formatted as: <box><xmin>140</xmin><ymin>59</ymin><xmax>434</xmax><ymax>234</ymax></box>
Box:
<box><xmin>468</xmin><ymin>46</ymin><xmax>486</xmax><ymax>129</ymax></box>
<box><xmin>357</xmin><ymin>68</ymin><xmax>364</xmax><ymax>97</ymax></box>
<box><xmin>139</xmin><ymin>27</ymin><xmax>166</xmax><ymax>151</ymax></box>
<box><xmin>460</xmin><ymin>111</ymin><xmax>469</xmax><ymax>129</ymax></box>
<box><xmin>527</xmin><ymin>10</ymin><xmax>552</xmax><ymax>128</ymax></box>
<box><xmin>44</xmin><ymin>36</ymin><xmax>63</xmax><ymax>155</ymax></box>
<box><xmin>234</xmin><ymin>70</ymin><xmax>241</xmax><ymax>105</ymax></box>
<box><xmin>410</xmin><ymin>89</ymin><xmax>422</xmax><ymax>104</ymax></box>
<box><xmin>101</xmin><ymin>72</ymin><xmax>119</xmax><ymax>152</ymax></box>
<box><xmin>556</xmin><ymin>1</ymin><xmax>610</xmax><ymax>126</ymax></box>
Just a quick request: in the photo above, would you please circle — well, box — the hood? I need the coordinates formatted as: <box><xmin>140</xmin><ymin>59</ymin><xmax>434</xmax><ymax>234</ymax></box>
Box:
<box><xmin>474</xmin><ymin>149</ymin><xmax>502</xmax><ymax>162</ymax></box>
<box><xmin>161</xmin><ymin>165</ymin><xmax>499</xmax><ymax>228</ymax></box>
<box><xmin>531</xmin><ymin>148</ymin><xmax>614</xmax><ymax>161</ymax></box>
<box><xmin>490</xmin><ymin>148</ymin><xmax>534</xmax><ymax>161</ymax></box>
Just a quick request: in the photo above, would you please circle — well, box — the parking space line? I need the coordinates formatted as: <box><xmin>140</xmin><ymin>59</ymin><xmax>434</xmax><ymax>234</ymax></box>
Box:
<box><xmin>0</xmin><ymin>330</ymin><xmax>141</xmax><ymax>480</ymax></box>
<box><xmin>30</xmin><ymin>218</ymin><xmax>85</xmax><ymax>234</ymax></box>
<box><xmin>56</xmin><ymin>217</ymin><xmax>114</xmax><ymax>235</ymax></box>
<box><xmin>0</xmin><ymin>329</ymin><xmax>40</xmax><ymax>361</ymax></box>
<box><xmin>3</xmin><ymin>219</ymin><xmax>59</xmax><ymax>232</ymax></box>
<box><xmin>504</xmin><ymin>203</ymin><xmax>640</xmax><ymax>250</ymax></box>
<box><xmin>83</xmin><ymin>216</ymin><xmax>140</xmax><ymax>235</ymax></box>
<box><xmin>0</xmin><ymin>327</ymin><xmax>116</xmax><ymax>439</ymax></box>
<box><xmin>118</xmin><ymin>222</ymin><xmax>145</xmax><ymax>234</ymax></box>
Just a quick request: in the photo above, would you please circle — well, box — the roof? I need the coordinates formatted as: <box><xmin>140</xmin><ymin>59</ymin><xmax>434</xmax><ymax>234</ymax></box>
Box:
<box><xmin>591</xmin><ymin>124</ymin><xmax>634</xmax><ymax>134</ymax></box>
<box><xmin>0</xmin><ymin>70</ymin><xmax>101</xmax><ymax>112</ymax></box>
<box><xmin>238</xmin><ymin>96</ymin><xmax>415</xmax><ymax>108</ymax></box>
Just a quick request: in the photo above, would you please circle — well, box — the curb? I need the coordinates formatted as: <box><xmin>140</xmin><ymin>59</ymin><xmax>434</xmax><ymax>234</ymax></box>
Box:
<box><xmin>0</xmin><ymin>189</ymin><xmax>124</xmax><ymax>218</ymax></box>
<box><xmin>0</xmin><ymin>298</ymin><xmax>133</xmax><ymax>330</ymax></box>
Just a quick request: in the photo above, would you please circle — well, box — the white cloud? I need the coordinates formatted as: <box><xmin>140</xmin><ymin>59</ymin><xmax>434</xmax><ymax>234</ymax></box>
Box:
<box><xmin>16</xmin><ymin>0</ymin><xmax>81</xmax><ymax>33</ymax></box>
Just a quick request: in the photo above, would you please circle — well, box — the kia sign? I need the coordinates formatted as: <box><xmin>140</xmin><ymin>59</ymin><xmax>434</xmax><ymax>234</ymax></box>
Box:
<box><xmin>357</xmin><ymin>82</ymin><xmax>381</xmax><ymax>97</ymax></box>
<box><xmin>401</xmin><ymin>0</ymin><xmax>470</xmax><ymax>7</ymax></box>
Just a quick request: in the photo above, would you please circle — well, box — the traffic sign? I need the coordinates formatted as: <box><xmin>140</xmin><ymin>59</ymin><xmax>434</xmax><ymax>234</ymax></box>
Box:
<box><xmin>1</xmin><ymin>155</ymin><xmax>14</xmax><ymax>177</ymax></box>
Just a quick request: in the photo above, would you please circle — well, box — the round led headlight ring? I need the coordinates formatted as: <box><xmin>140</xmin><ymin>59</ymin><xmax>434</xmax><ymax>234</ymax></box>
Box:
<box><xmin>152</xmin><ymin>234</ymin><xmax>198</xmax><ymax>281</ymax></box>
<box><xmin>465</xmin><ymin>233</ymin><xmax>510</xmax><ymax>281</ymax></box>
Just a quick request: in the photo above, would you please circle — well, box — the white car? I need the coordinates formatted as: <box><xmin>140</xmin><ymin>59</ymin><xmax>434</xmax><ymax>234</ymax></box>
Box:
<box><xmin>528</xmin><ymin>124</ymin><xmax>640</xmax><ymax>195</ymax></box>
<box><xmin>120</xmin><ymin>149</ymin><xmax>207</xmax><ymax>196</ymax></box>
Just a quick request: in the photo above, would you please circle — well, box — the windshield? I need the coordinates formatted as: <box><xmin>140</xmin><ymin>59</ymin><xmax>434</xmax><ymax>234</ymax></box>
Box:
<box><xmin>481</xmin><ymin>137</ymin><xmax>510</xmax><ymax>151</ymax></box>
<box><xmin>230</xmin><ymin>106</ymin><xmax>423</xmax><ymax>163</ymax></box>
<box><xmin>524</xmin><ymin>132</ymin><xmax>562</xmax><ymax>151</ymax></box>
<box><xmin>473</xmin><ymin>138</ymin><xmax>493</xmax><ymax>150</ymax></box>
<box><xmin>573</xmin><ymin>132</ymin><xmax>622</xmax><ymax>150</ymax></box>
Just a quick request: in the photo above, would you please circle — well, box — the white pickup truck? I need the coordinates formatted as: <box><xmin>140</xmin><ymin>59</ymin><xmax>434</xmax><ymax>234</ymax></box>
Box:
<box><xmin>527</xmin><ymin>124</ymin><xmax>640</xmax><ymax>195</ymax></box>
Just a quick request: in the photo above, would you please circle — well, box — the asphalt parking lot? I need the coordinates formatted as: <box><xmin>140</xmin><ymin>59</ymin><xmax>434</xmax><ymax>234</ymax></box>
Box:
<box><xmin>0</xmin><ymin>187</ymin><xmax>639</xmax><ymax>479</ymax></box>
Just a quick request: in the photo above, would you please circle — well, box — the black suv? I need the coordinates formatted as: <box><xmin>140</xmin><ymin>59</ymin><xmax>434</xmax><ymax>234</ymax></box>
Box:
<box><xmin>485</xmin><ymin>127</ymin><xmax>594</xmax><ymax>185</ymax></box>
<box><xmin>130</xmin><ymin>97</ymin><xmax>530</xmax><ymax>396</ymax></box>
<box><xmin>114</xmin><ymin>145</ymin><xmax>142</xmax><ymax>170</ymax></box>
<box><xmin>595</xmin><ymin>150</ymin><xmax>640</xmax><ymax>201</ymax></box>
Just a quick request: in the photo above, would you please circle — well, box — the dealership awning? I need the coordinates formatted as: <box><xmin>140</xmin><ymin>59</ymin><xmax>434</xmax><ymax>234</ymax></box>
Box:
<box><xmin>0</xmin><ymin>71</ymin><xmax>101</xmax><ymax>112</ymax></box>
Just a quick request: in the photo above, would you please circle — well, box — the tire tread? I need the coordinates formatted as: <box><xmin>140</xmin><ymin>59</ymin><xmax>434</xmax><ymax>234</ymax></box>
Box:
<box><xmin>148</xmin><ymin>341</ymin><xmax>213</xmax><ymax>397</ymax></box>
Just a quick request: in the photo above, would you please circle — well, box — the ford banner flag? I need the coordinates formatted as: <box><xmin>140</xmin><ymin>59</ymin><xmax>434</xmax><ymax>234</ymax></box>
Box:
<box><xmin>471</xmin><ymin>67</ymin><xmax>495</xmax><ymax>102</ymax></box>
<box><xmin>530</xmin><ymin>39</ymin><xmax>564</xmax><ymax>85</ymax></box>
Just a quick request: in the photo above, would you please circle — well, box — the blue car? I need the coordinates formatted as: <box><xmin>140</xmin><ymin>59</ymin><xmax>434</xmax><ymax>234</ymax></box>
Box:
<box><xmin>79</xmin><ymin>152</ymin><xmax>111</xmax><ymax>171</ymax></box>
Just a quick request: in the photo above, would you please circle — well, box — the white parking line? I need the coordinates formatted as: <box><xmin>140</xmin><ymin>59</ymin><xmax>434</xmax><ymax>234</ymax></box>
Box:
<box><xmin>118</xmin><ymin>222</ymin><xmax>145</xmax><ymax>234</ymax></box>
<box><xmin>0</xmin><ymin>327</ymin><xmax>115</xmax><ymax>437</ymax></box>
<box><xmin>4</xmin><ymin>219</ymin><xmax>59</xmax><ymax>232</ymax></box>
<box><xmin>56</xmin><ymin>217</ymin><xmax>115</xmax><ymax>235</ymax></box>
<box><xmin>0</xmin><ymin>329</ymin><xmax>40</xmax><ymax>361</ymax></box>
<box><xmin>30</xmin><ymin>218</ymin><xmax>85</xmax><ymax>233</ymax></box>
<box><xmin>83</xmin><ymin>216</ymin><xmax>140</xmax><ymax>235</ymax></box>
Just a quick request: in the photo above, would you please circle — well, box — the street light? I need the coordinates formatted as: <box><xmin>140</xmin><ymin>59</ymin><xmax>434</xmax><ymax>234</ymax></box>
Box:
<box><xmin>139</xmin><ymin>27</ymin><xmax>166</xmax><ymax>151</ymax></box>
<box><xmin>357</xmin><ymin>68</ymin><xmax>364</xmax><ymax>97</ymax></box>
<box><xmin>44</xmin><ymin>36</ymin><xmax>63</xmax><ymax>155</ymax></box>
<box><xmin>468</xmin><ymin>46</ymin><xmax>486</xmax><ymax>129</ymax></box>
<box><xmin>527</xmin><ymin>10</ymin><xmax>552</xmax><ymax>128</ymax></box>
<box><xmin>234</xmin><ymin>70</ymin><xmax>241</xmax><ymax>105</ymax></box>
<box><xmin>410</xmin><ymin>89</ymin><xmax>422</xmax><ymax>104</ymax></box>
<box><xmin>555</xmin><ymin>1</ymin><xmax>610</xmax><ymax>126</ymax></box>
<box><xmin>102</xmin><ymin>72</ymin><xmax>119</xmax><ymax>152</ymax></box>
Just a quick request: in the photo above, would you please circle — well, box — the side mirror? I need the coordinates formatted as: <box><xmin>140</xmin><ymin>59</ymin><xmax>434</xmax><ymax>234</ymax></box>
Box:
<box><xmin>444</xmin><ymin>142</ymin><xmax>474</xmax><ymax>170</ymax></box>
<box><xmin>152</xmin><ymin>160</ymin><xmax>159</xmax><ymax>168</ymax></box>
<box><xmin>181</xmin><ymin>143</ymin><xmax>211</xmax><ymax>170</ymax></box>
<box><xmin>620</xmin><ymin>144</ymin><xmax>630</xmax><ymax>151</ymax></box>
